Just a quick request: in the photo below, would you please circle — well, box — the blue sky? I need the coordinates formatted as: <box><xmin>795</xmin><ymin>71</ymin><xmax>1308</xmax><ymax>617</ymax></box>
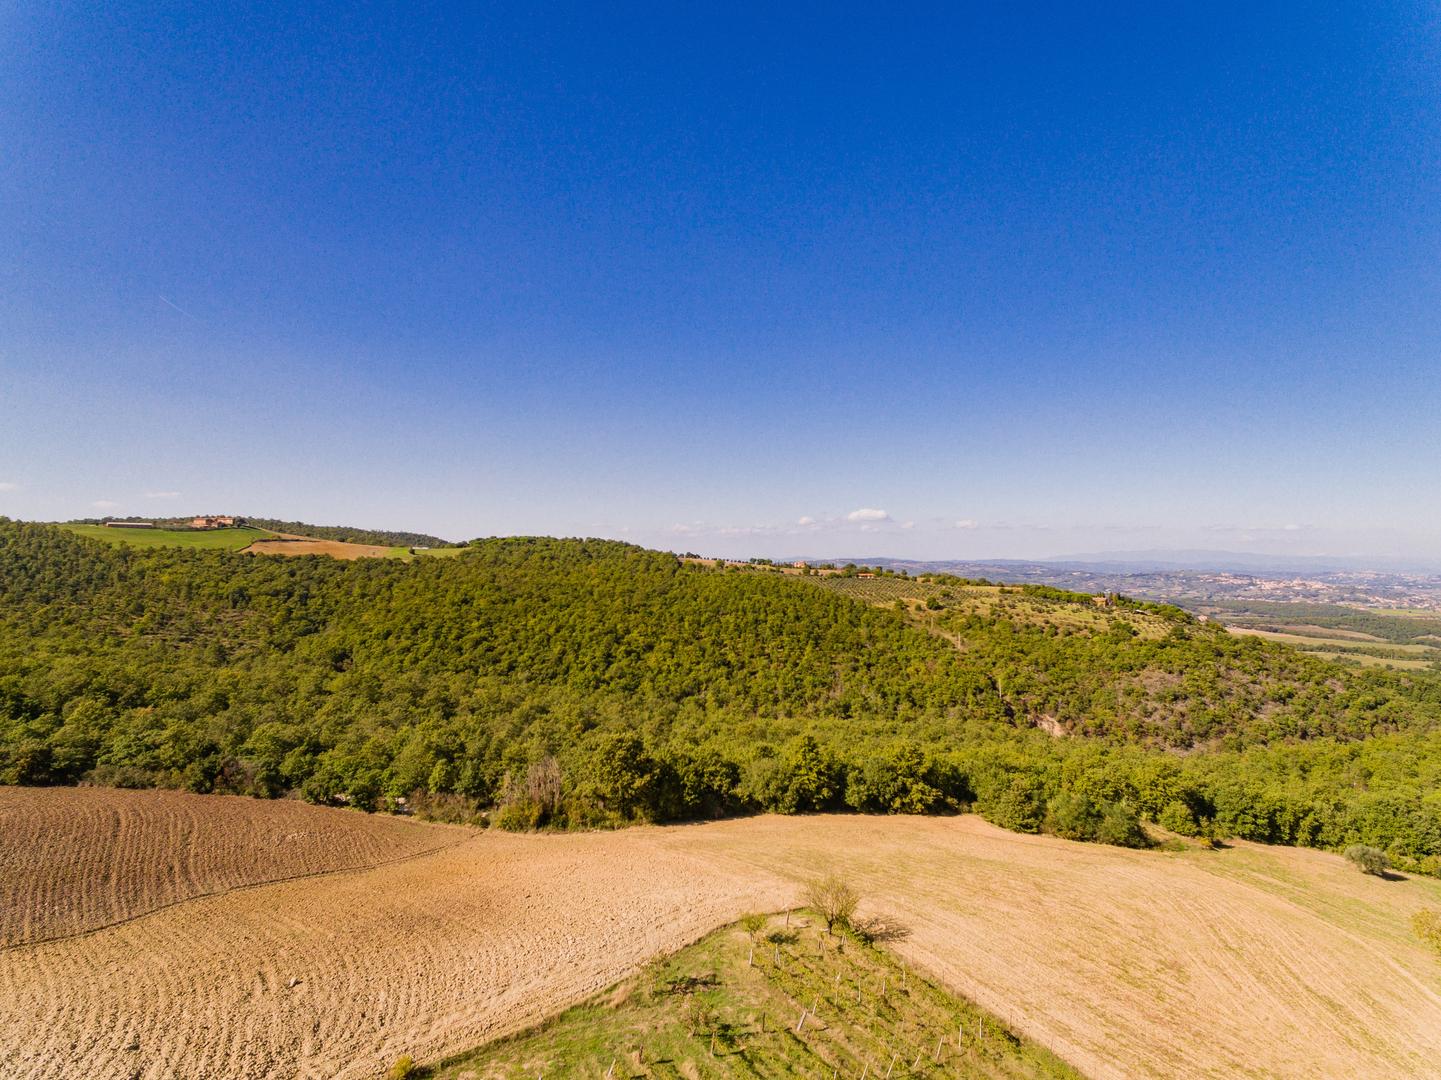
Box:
<box><xmin>3</xmin><ymin>3</ymin><xmax>1440</xmax><ymax>559</ymax></box>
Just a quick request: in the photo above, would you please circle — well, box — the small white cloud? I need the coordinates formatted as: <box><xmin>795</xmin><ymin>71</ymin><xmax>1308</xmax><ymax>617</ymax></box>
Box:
<box><xmin>91</xmin><ymin>499</ymin><xmax>120</xmax><ymax>510</ymax></box>
<box><xmin>900</xmin><ymin>520</ymin><xmax>915</xmax><ymax>530</ymax></box>
<box><xmin>144</xmin><ymin>490</ymin><xmax>181</xmax><ymax>500</ymax></box>
<box><xmin>0</xmin><ymin>481</ymin><xmax>18</xmax><ymax>493</ymax></box>
<box><xmin>796</xmin><ymin>515</ymin><xmax>816</xmax><ymax>527</ymax></box>
<box><xmin>953</xmin><ymin>518</ymin><xmax>978</xmax><ymax>530</ymax></box>
<box><xmin>846</xmin><ymin>507</ymin><xmax>890</xmax><ymax>523</ymax></box>
<box><xmin>1283</xmin><ymin>523</ymin><xmax>1302</xmax><ymax>532</ymax></box>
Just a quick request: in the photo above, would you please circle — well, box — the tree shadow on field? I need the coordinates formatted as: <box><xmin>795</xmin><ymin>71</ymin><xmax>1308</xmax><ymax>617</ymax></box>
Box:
<box><xmin>1379</xmin><ymin>869</ymin><xmax>1409</xmax><ymax>882</ymax></box>
<box><xmin>850</xmin><ymin>915</ymin><xmax>911</xmax><ymax>944</ymax></box>
<box><xmin>658</xmin><ymin>972</ymin><xmax>720</xmax><ymax>995</ymax></box>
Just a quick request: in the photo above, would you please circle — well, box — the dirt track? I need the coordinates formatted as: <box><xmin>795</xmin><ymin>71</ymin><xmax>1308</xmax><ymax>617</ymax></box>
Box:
<box><xmin>3</xmin><ymin>792</ymin><xmax>1441</xmax><ymax>1079</ymax></box>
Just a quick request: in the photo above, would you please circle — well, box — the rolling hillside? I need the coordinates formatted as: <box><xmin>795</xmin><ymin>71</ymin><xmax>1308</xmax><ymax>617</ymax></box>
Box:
<box><xmin>2</xmin><ymin>520</ymin><xmax>1441</xmax><ymax>867</ymax></box>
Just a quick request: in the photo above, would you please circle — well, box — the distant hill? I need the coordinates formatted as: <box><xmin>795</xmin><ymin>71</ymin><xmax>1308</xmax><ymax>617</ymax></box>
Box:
<box><xmin>63</xmin><ymin>514</ymin><xmax>453</xmax><ymax>550</ymax></box>
<box><xmin>234</xmin><ymin>518</ymin><xmax>453</xmax><ymax>548</ymax></box>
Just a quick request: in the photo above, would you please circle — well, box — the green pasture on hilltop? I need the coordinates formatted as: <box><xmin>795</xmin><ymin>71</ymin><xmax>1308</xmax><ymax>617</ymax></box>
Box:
<box><xmin>61</xmin><ymin>524</ymin><xmax>273</xmax><ymax>551</ymax></box>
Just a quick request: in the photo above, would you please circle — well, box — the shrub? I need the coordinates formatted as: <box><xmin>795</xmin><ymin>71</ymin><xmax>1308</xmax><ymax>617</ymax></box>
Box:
<box><xmin>495</xmin><ymin>757</ymin><xmax>565</xmax><ymax>829</ymax></box>
<box><xmin>844</xmin><ymin>745</ymin><xmax>945</xmax><ymax>814</ymax></box>
<box><xmin>738</xmin><ymin>912</ymin><xmax>767</xmax><ymax>939</ymax></box>
<box><xmin>682</xmin><ymin>994</ymin><xmax>716</xmax><ymax>1036</ymax></box>
<box><xmin>803</xmin><ymin>873</ymin><xmax>859</xmax><ymax>933</ymax></box>
<box><xmin>1344</xmin><ymin>845</ymin><xmax>1391</xmax><ymax>877</ymax></box>
<box><xmin>1413</xmin><ymin>908</ymin><xmax>1441</xmax><ymax>955</ymax></box>
<box><xmin>1045</xmin><ymin>792</ymin><xmax>1151</xmax><ymax>848</ymax></box>
<box><xmin>977</xmin><ymin>772</ymin><xmax>1047</xmax><ymax>834</ymax></box>
<box><xmin>761</xmin><ymin>736</ymin><xmax>841</xmax><ymax>814</ymax></box>
<box><xmin>1093</xmin><ymin>802</ymin><xmax>1151</xmax><ymax>849</ymax></box>
<box><xmin>584</xmin><ymin>732</ymin><xmax>657</xmax><ymax>820</ymax></box>
<box><xmin>493</xmin><ymin>797</ymin><xmax>545</xmax><ymax>831</ymax></box>
<box><xmin>384</xmin><ymin>1055</ymin><xmax>415</xmax><ymax>1080</ymax></box>
<box><xmin>1158</xmin><ymin>799</ymin><xmax>1199</xmax><ymax>836</ymax></box>
<box><xmin>1045</xmin><ymin>791</ymin><xmax>1102</xmax><ymax>841</ymax></box>
<box><xmin>406</xmin><ymin>790</ymin><xmax>485</xmax><ymax>825</ymax></box>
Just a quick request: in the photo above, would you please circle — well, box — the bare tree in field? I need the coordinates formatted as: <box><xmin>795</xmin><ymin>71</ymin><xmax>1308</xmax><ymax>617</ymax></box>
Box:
<box><xmin>526</xmin><ymin>755</ymin><xmax>564</xmax><ymax>813</ymax></box>
<box><xmin>803</xmin><ymin>873</ymin><xmax>859</xmax><ymax>933</ymax></box>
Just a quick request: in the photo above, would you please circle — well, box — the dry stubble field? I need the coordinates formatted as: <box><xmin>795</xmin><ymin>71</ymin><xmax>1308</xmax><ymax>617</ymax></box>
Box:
<box><xmin>3</xmin><ymin>788</ymin><xmax>1441</xmax><ymax>1079</ymax></box>
<box><xmin>241</xmin><ymin>538</ymin><xmax>400</xmax><ymax>560</ymax></box>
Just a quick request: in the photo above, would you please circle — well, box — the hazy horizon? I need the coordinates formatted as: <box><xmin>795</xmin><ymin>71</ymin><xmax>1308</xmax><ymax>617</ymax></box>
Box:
<box><xmin>5</xmin><ymin>5</ymin><xmax>1440</xmax><ymax>561</ymax></box>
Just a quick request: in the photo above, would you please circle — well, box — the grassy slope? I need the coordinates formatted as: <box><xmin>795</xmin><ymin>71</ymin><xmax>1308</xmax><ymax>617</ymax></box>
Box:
<box><xmin>61</xmin><ymin>524</ymin><xmax>274</xmax><ymax>550</ymax></box>
<box><xmin>425</xmin><ymin>912</ymin><xmax>1077</xmax><ymax>1080</ymax></box>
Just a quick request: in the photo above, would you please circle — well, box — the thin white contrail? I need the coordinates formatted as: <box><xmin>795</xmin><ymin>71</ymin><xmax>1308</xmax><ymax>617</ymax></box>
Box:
<box><xmin>157</xmin><ymin>294</ymin><xmax>198</xmax><ymax>320</ymax></box>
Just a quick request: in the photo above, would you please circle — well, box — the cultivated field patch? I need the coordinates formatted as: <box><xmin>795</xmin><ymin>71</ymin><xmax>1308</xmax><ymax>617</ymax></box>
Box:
<box><xmin>0</xmin><ymin>787</ymin><xmax>459</xmax><ymax>946</ymax></box>
<box><xmin>242</xmin><ymin>537</ymin><xmax>406</xmax><ymax>560</ymax></box>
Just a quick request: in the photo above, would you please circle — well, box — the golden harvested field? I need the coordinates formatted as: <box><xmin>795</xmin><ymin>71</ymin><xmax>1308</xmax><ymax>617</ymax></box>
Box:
<box><xmin>242</xmin><ymin>537</ymin><xmax>401</xmax><ymax>560</ymax></box>
<box><xmin>4</xmin><ymin>792</ymin><xmax>1441</xmax><ymax>1079</ymax></box>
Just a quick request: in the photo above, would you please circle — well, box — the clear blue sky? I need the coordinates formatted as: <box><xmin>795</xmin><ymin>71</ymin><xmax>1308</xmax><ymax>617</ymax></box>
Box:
<box><xmin>3</xmin><ymin>3</ymin><xmax>1439</xmax><ymax>560</ymax></box>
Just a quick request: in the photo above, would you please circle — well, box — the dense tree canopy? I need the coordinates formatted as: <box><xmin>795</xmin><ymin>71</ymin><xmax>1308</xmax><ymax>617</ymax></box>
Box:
<box><xmin>2</xmin><ymin>518</ymin><xmax>1440</xmax><ymax>871</ymax></box>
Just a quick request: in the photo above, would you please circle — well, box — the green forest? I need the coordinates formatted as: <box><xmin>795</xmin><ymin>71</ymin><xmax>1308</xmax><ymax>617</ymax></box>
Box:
<box><xmin>2</xmin><ymin>518</ymin><xmax>1440</xmax><ymax>871</ymax></box>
